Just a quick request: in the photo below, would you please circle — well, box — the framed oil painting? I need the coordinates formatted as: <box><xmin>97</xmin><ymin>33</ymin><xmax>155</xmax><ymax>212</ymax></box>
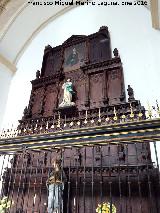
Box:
<box><xmin>63</xmin><ymin>42</ymin><xmax>87</xmax><ymax>72</ymax></box>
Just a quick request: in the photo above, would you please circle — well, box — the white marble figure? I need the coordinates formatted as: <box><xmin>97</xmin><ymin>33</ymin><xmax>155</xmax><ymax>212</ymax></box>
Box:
<box><xmin>59</xmin><ymin>79</ymin><xmax>75</xmax><ymax>108</ymax></box>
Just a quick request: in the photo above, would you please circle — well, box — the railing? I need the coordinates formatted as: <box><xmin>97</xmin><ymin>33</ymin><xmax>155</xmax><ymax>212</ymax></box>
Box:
<box><xmin>0</xmin><ymin>141</ymin><xmax>159</xmax><ymax>213</ymax></box>
<box><xmin>0</xmin><ymin>100</ymin><xmax>160</xmax><ymax>140</ymax></box>
<box><xmin>0</xmin><ymin>101</ymin><xmax>159</xmax><ymax>212</ymax></box>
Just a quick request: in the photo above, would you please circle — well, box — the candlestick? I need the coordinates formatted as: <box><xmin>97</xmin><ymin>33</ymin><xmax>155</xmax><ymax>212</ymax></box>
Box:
<box><xmin>73</xmin><ymin>197</ymin><xmax>76</xmax><ymax>206</ymax></box>
<box><xmin>147</xmin><ymin>101</ymin><xmax>152</xmax><ymax>119</ymax></box>
<box><xmin>84</xmin><ymin>110</ymin><xmax>88</xmax><ymax>124</ymax></box>
<box><xmin>46</xmin><ymin>121</ymin><xmax>49</xmax><ymax>130</ymax></box>
<box><xmin>33</xmin><ymin>194</ymin><xmax>36</xmax><ymax>205</ymax></box>
<box><xmin>129</xmin><ymin>103</ymin><xmax>134</xmax><ymax>118</ymax></box>
<box><xmin>85</xmin><ymin>110</ymin><xmax>88</xmax><ymax>119</ymax></box>
<box><xmin>99</xmin><ymin>108</ymin><xmax>101</xmax><ymax>118</ymax></box>
<box><xmin>113</xmin><ymin>107</ymin><xmax>118</xmax><ymax>121</ymax></box>
<box><xmin>57</xmin><ymin>112</ymin><xmax>61</xmax><ymax>128</ymax></box>
<box><xmin>64</xmin><ymin>115</ymin><xmax>67</xmax><ymax>127</ymax></box>
<box><xmin>156</xmin><ymin>100</ymin><xmax>160</xmax><ymax>117</ymax></box>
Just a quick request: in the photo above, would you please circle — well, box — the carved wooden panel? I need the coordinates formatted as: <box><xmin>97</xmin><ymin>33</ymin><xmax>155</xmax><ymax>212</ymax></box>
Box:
<box><xmin>89</xmin><ymin>34</ymin><xmax>111</xmax><ymax>63</ymax></box>
<box><xmin>75</xmin><ymin>75</ymin><xmax>86</xmax><ymax>110</ymax></box>
<box><xmin>53</xmin><ymin>49</ymin><xmax>62</xmax><ymax>72</ymax></box>
<box><xmin>89</xmin><ymin>73</ymin><xmax>103</xmax><ymax>108</ymax></box>
<box><xmin>57</xmin><ymin>81</ymin><xmax>65</xmax><ymax>107</ymax></box>
<box><xmin>42</xmin><ymin>48</ymin><xmax>62</xmax><ymax>77</ymax></box>
<box><xmin>107</xmin><ymin>69</ymin><xmax>122</xmax><ymax>105</ymax></box>
<box><xmin>89</xmin><ymin>37</ymin><xmax>100</xmax><ymax>63</ymax></box>
<box><xmin>43</xmin><ymin>52</ymin><xmax>54</xmax><ymax>77</ymax></box>
<box><xmin>98</xmin><ymin>33</ymin><xmax>111</xmax><ymax>61</ymax></box>
<box><xmin>23</xmin><ymin>27</ymin><xmax>125</xmax><ymax>120</ymax></box>
<box><xmin>43</xmin><ymin>84</ymin><xmax>58</xmax><ymax>117</ymax></box>
<box><xmin>31</xmin><ymin>87</ymin><xmax>45</xmax><ymax>117</ymax></box>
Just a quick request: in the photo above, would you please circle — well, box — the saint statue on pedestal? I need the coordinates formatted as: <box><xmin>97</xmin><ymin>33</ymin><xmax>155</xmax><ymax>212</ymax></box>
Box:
<box><xmin>59</xmin><ymin>79</ymin><xmax>75</xmax><ymax>108</ymax></box>
<box><xmin>47</xmin><ymin>159</ymin><xmax>65</xmax><ymax>213</ymax></box>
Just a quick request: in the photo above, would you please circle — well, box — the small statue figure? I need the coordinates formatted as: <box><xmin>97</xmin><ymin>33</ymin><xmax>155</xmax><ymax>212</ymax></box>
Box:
<box><xmin>44</xmin><ymin>45</ymin><xmax>52</xmax><ymax>54</ymax></box>
<box><xmin>74</xmin><ymin>148</ymin><xmax>82</xmax><ymax>166</ymax></box>
<box><xmin>36</xmin><ymin>70</ymin><xmax>41</xmax><ymax>79</ymax></box>
<box><xmin>47</xmin><ymin>159</ymin><xmax>65</xmax><ymax>213</ymax></box>
<box><xmin>22</xmin><ymin>106</ymin><xmax>28</xmax><ymax>119</ymax></box>
<box><xmin>127</xmin><ymin>85</ymin><xmax>135</xmax><ymax>102</ymax></box>
<box><xmin>59</xmin><ymin>79</ymin><xmax>75</xmax><ymax>108</ymax></box>
<box><xmin>113</xmin><ymin>48</ymin><xmax>119</xmax><ymax>57</ymax></box>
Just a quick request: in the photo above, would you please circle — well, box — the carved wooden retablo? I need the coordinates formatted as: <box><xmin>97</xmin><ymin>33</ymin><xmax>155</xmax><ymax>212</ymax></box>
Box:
<box><xmin>5</xmin><ymin>27</ymin><xmax>158</xmax><ymax>213</ymax></box>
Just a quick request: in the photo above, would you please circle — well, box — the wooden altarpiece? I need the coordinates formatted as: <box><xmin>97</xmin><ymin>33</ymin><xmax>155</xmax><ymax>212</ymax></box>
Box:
<box><xmin>4</xmin><ymin>27</ymin><xmax>159</xmax><ymax>213</ymax></box>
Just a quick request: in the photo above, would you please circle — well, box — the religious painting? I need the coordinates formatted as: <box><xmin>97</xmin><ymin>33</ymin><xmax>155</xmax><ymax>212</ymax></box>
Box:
<box><xmin>63</xmin><ymin>42</ymin><xmax>87</xmax><ymax>72</ymax></box>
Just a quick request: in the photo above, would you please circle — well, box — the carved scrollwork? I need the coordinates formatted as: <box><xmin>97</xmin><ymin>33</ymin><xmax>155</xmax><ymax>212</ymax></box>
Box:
<box><xmin>110</xmin><ymin>70</ymin><xmax>119</xmax><ymax>80</ymax></box>
<box><xmin>91</xmin><ymin>73</ymin><xmax>103</xmax><ymax>84</ymax></box>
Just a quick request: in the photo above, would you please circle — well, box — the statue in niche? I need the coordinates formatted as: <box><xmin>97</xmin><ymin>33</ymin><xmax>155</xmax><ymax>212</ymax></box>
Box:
<box><xmin>47</xmin><ymin>159</ymin><xmax>65</xmax><ymax>213</ymax></box>
<box><xmin>59</xmin><ymin>79</ymin><xmax>75</xmax><ymax>108</ymax></box>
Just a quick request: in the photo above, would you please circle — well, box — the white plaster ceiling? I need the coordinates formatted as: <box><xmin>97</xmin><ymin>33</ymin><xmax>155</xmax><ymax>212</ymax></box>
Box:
<box><xmin>0</xmin><ymin>0</ymin><xmax>159</xmax><ymax>73</ymax></box>
<box><xmin>0</xmin><ymin>0</ymin><xmax>84</xmax><ymax>71</ymax></box>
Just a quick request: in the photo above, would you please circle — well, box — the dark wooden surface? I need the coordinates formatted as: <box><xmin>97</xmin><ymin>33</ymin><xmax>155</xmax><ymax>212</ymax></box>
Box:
<box><xmin>5</xmin><ymin>27</ymin><xmax>159</xmax><ymax>213</ymax></box>
<box><xmin>23</xmin><ymin>26</ymin><xmax>125</xmax><ymax>119</ymax></box>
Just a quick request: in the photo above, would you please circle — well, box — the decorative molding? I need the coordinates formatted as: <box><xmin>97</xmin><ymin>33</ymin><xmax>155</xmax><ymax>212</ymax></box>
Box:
<box><xmin>81</xmin><ymin>57</ymin><xmax>122</xmax><ymax>74</ymax></box>
<box><xmin>0</xmin><ymin>1</ymin><xmax>28</xmax><ymax>40</ymax></box>
<box><xmin>0</xmin><ymin>0</ymin><xmax>11</xmax><ymax>15</ymax></box>
<box><xmin>0</xmin><ymin>53</ymin><xmax>17</xmax><ymax>73</ymax></box>
<box><xmin>150</xmin><ymin>0</ymin><xmax>160</xmax><ymax>29</ymax></box>
<box><xmin>13</xmin><ymin>0</ymin><xmax>87</xmax><ymax>65</ymax></box>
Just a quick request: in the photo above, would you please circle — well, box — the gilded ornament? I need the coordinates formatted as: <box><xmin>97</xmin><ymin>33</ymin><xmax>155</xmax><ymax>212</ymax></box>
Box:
<box><xmin>0</xmin><ymin>197</ymin><xmax>13</xmax><ymax>213</ymax></box>
<box><xmin>70</xmin><ymin>122</ymin><xmax>74</xmax><ymax>126</ymax></box>
<box><xmin>64</xmin><ymin>115</ymin><xmax>67</xmax><ymax>127</ymax></box>
<box><xmin>106</xmin><ymin>117</ymin><xmax>110</xmax><ymax>122</ymax></box>
<box><xmin>130</xmin><ymin>113</ymin><xmax>134</xmax><ymax>118</ymax></box>
<box><xmin>57</xmin><ymin>124</ymin><xmax>60</xmax><ymax>128</ymax></box>
<box><xmin>96</xmin><ymin>202</ymin><xmax>116</xmax><ymax>213</ymax></box>
<box><xmin>156</xmin><ymin>100</ymin><xmax>160</xmax><ymax>117</ymax></box>
<box><xmin>113</xmin><ymin>116</ymin><xmax>118</xmax><ymax>121</ymax></box>
<box><xmin>91</xmin><ymin>119</ymin><xmax>95</xmax><ymax>124</ymax></box>
<box><xmin>51</xmin><ymin>124</ymin><xmax>54</xmax><ymax>129</ymax></box>
<box><xmin>98</xmin><ymin>119</ymin><xmax>102</xmax><ymax>123</ymax></box>
<box><xmin>84</xmin><ymin>119</ymin><xmax>88</xmax><ymax>124</ymax></box>
<box><xmin>46</xmin><ymin>122</ymin><xmax>49</xmax><ymax>130</ymax></box>
<box><xmin>77</xmin><ymin>121</ymin><xmax>81</xmax><ymax>126</ymax></box>
<box><xmin>121</xmin><ymin>114</ymin><xmax>126</xmax><ymax>119</ymax></box>
<box><xmin>138</xmin><ymin>112</ymin><xmax>143</xmax><ymax>117</ymax></box>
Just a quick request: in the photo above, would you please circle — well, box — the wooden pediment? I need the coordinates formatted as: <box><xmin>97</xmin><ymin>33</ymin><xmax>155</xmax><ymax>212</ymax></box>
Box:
<box><xmin>63</xmin><ymin>35</ymin><xmax>87</xmax><ymax>46</ymax></box>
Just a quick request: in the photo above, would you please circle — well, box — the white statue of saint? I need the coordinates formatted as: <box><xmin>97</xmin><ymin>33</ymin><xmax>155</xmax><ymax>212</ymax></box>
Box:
<box><xmin>59</xmin><ymin>79</ymin><xmax>75</xmax><ymax>108</ymax></box>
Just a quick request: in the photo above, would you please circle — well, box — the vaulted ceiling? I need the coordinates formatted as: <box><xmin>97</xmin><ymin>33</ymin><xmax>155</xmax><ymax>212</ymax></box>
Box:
<box><xmin>0</xmin><ymin>0</ymin><xmax>84</xmax><ymax>73</ymax></box>
<box><xmin>0</xmin><ymin>0</ymin><xmax>159</xmax><ymax>74</ymax></box>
